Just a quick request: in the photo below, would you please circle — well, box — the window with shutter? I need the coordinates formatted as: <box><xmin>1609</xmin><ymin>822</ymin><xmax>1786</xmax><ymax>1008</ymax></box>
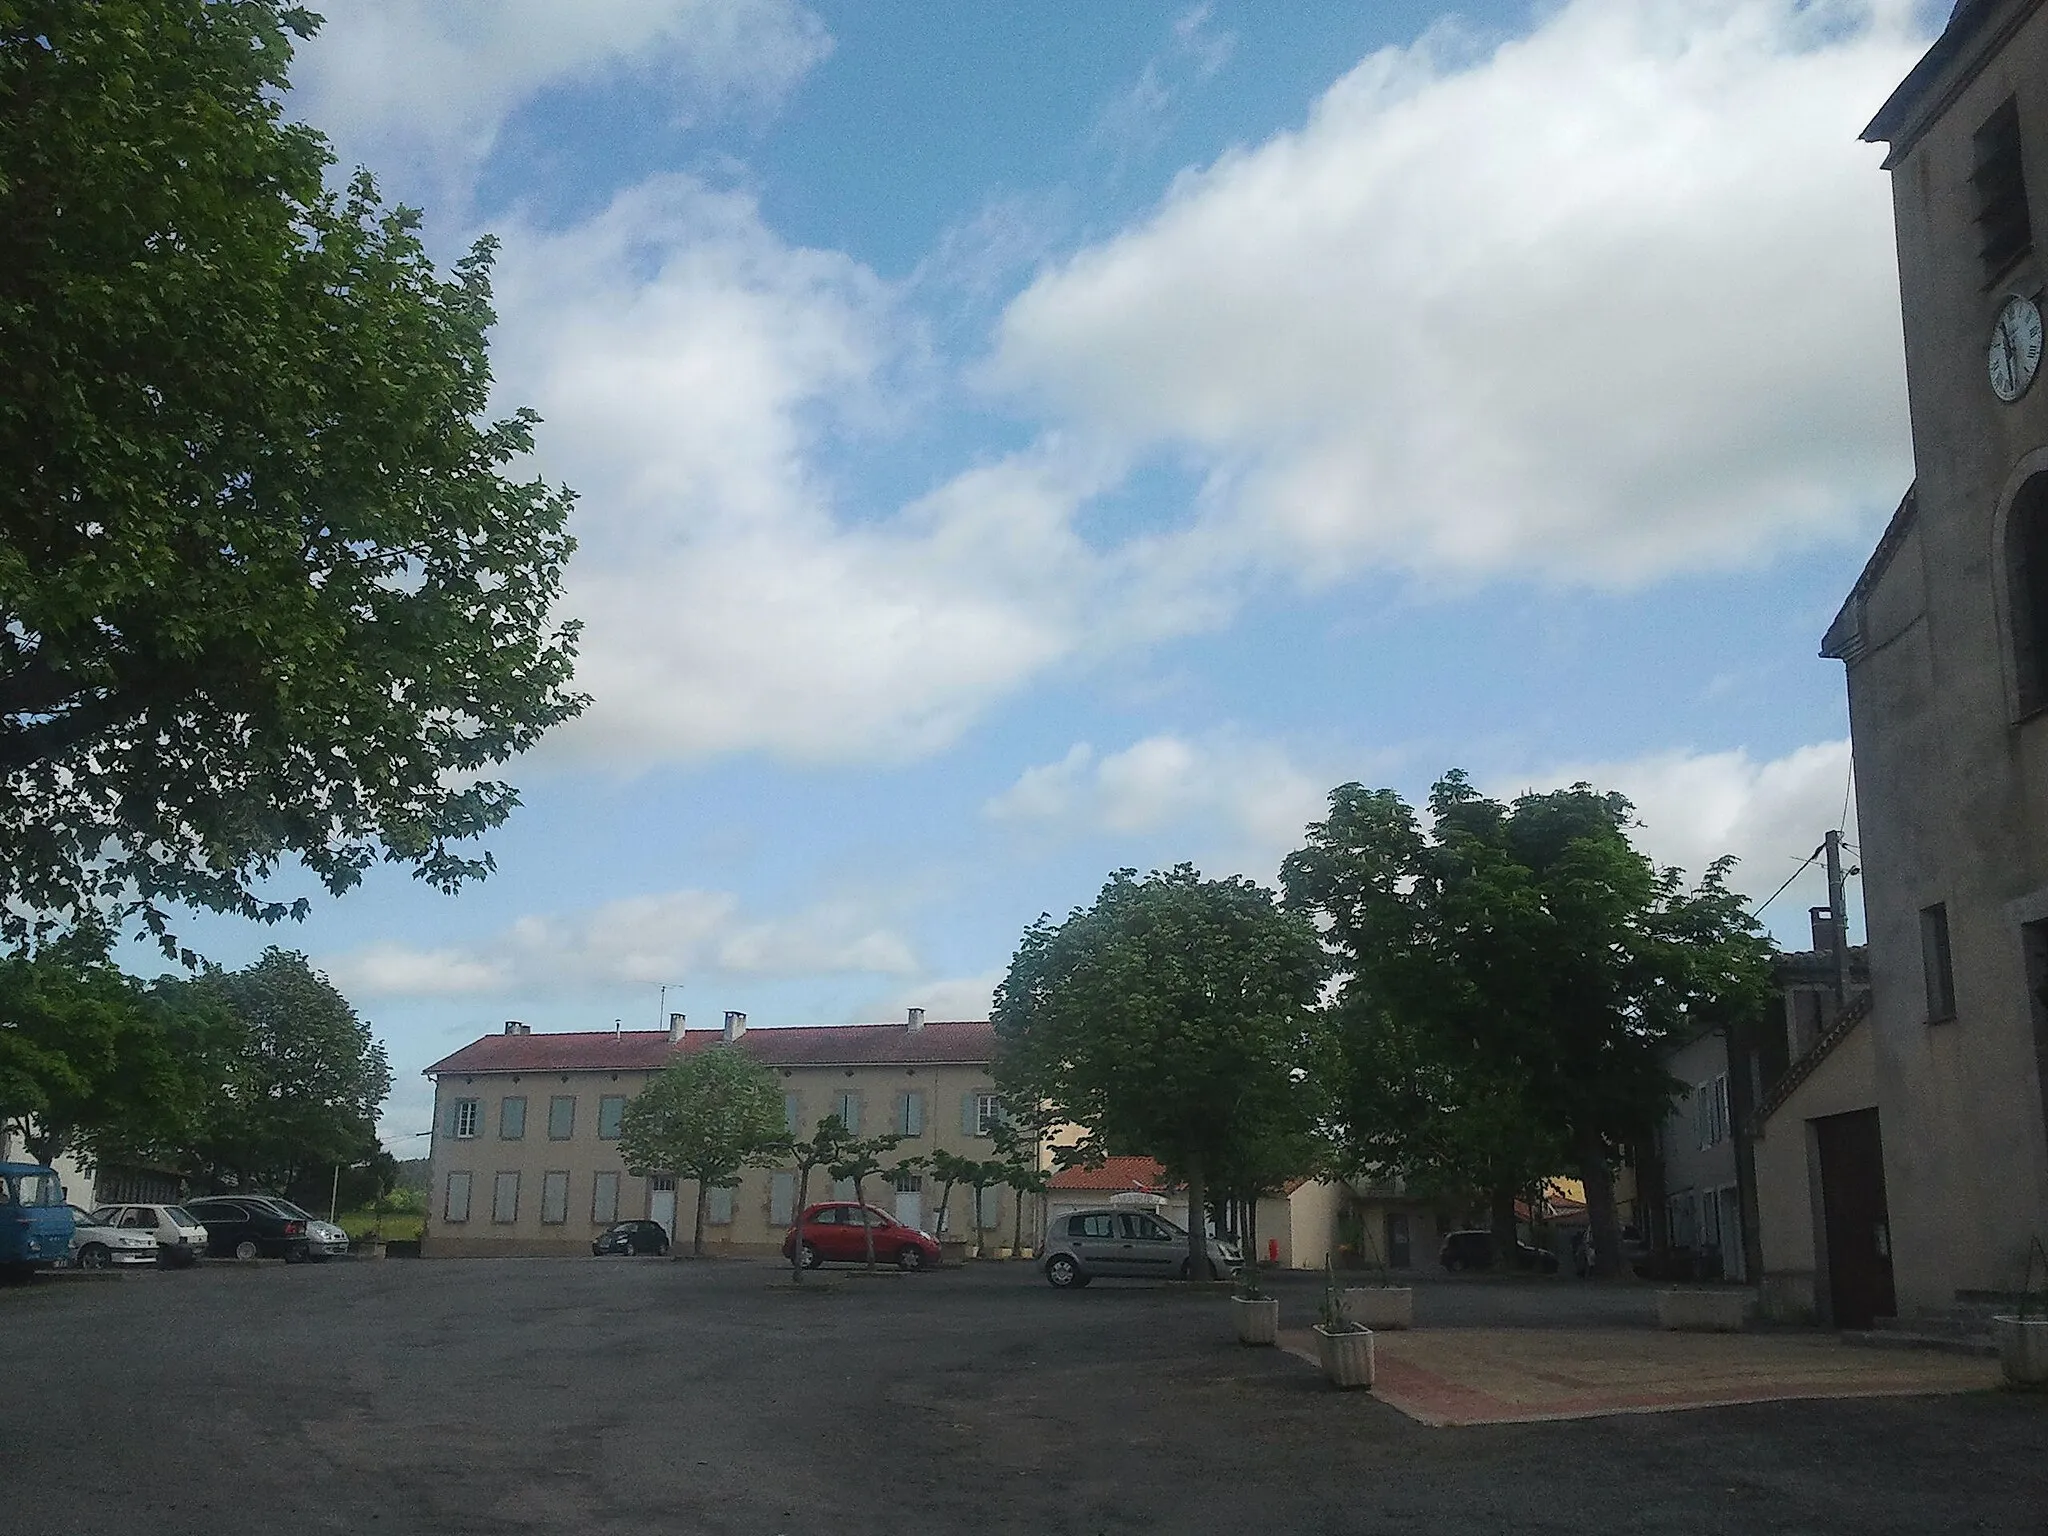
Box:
<box><xmin>832</xmin><ymin>1177</ymin><xmax>856</xmax><ymax>1201</ymax></box>
<box><xmin>976</xmin><ymin>1186</ymin><xmax>1002</xmax><ymax>1229</ymax></box>
<box><xmin>444</xmin><ymin>1171</ymin><xmax>472</xmax><ymax>1223</ymax></box>
<box><xmin>492</xmin><ymin>1171</ymin><xmax>520</xmax><ymax>1224</ymax></box>
<box><xmin>548</xmin><ymin>1096</ymin><xmax>576</xmax><ymax>1140</ymax></box>
<box><xmin>499</xmin><ymin>1097</ymin><xmax>526</xmax><ymax>1140</ymax></box>
<box><xmin>597</xmin><ymin>1095</ymin><xmax>625</xmax><ymax>1139</ymax></box>
<box><xmin>592</xmin><ymin>1171</ymin><xmax>620</xmax><ymax>1225</ymax></box>
<box><xmin>451</xmin><ymin>1098</ymin><xmax>479</xmax><ymax>1139</ymax></box>
<box><xmin>784</xmin><ymin>1093</ymin><xmax>803</xmax><ymax>1136</ymax></box>
<box><xmin>541</xmin><ymin>1171</ymin><xmax>569</xmax><ymax>1224</ymax></box>
<box><xmin>770</xmin><ymin>1172</ymin><xmax>796</xmax><ymax>1226</ymax></box>
<box><xmin>834</xmin><ymin>1091</ymin><xmax>861</xmax><ymax>1134</ymax></box>
<box><xmin>707</xmin><ymin>1187</ymin><xmax>735</xmax><ymax>1225</ymax></box>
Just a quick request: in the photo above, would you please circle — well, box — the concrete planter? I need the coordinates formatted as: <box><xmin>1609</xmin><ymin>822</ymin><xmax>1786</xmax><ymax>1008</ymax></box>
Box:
<box><xmin>938</xmin><ymin>1239</ymin><xmax>971</xmax><ymax>1267</ymax></box>
<box><xmin>1657</xmin><ymin>1288</ymin><xmax>1750</xmax><ymax>1332</ymax></box>
<box><xmin>1340</xmin><ymin>1285</ymin><xmax>1413</xmax><ymax>1330</ymax></box>
<box><xmin>1231</xmin><ymin>1296</ymin><xmax>1280</xmax><ymax>1346</ymax></box>
<box><xmin>1313</xmin><ymin>1324</ymin><xmax>1375</xmax><ymax>1389</ymax></box>
<box><xmin>1994</xmin><ymin>1316</ymin><xmax>2048</xmax><ymax>1386</ymax></box>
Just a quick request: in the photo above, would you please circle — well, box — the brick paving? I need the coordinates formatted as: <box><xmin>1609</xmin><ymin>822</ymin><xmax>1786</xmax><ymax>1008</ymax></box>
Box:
<box><xmin>1279</xmin><ymin>1324</ymin><xmax>1999</xmax><ymax>1426</ymax></box>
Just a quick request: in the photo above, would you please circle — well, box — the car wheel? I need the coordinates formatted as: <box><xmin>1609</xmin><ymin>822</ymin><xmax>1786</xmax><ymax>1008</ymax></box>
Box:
<box><xmin>1045</xmin><ymin>1254</ymin><xmax>1081</xmax><ymax>1289</ymax></box>
<box><xmin>655</xmin><ymin>1238</ymin><xmax>670</xmax><ymax>1257</ymax></box>
<box><xmin>77</xmin><ymin>1243</ymin><xmax>111</xmax><ymax>1270</ymax></box>
<box><xmin>799</xmin><ymin>1243</ymin><xmax>823</xmax><ymax>1270</ymax></box>
<box><xmin>897</xmin><ymin>1245</ymin><xmax>925</xmax><ymax>1272</ymax></box>
<box><xmin>233</xmin><ymin>1238</ymin><xmax>260</xmax><ymax>1262</ymax></box>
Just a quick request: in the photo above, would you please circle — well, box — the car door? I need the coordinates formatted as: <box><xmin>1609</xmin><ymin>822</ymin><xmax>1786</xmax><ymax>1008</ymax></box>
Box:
<box><xmin>1122</xmin><ymin>1212</ymin><xmax>1180</xmax><ymax>1276</ymax></box>
<box><xmin>1068</xmin><ymin>1212</ymin><xmax>1124</xmax><ymax>1274</ymax></box>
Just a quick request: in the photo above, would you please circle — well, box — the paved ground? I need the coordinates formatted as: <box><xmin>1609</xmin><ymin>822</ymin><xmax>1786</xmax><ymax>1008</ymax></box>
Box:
<box><xmin>5</xmin><ymin>1258</ymin><xmax>2046</xmax><ymax>1535</ymax></box>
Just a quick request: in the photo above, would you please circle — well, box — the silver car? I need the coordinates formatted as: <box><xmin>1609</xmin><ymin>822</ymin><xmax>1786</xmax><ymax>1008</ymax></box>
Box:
<box><xmin>1042</xmin><ymin>1207</ymin><xmax>1242</xmax><ymax>1288</ymax></box>
<box><xmin>259</xmin><ymin>1199</ymin><xmax>351</xmax><ymax>1259</ymax></box>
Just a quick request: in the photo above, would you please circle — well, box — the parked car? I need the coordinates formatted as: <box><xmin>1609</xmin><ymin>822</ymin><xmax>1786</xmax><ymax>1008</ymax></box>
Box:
<box><xmin>782</xmin><ymin>1202</ymin><xmax>940</xmax><ymax>1271</ymax></box>
<box><xmin>0</xmin><ymin>1162</ymin><xmax>74</xmax><ymax>1277</ymax></box>
<box><xmin>92</xmin><ymin>1204</ymin><xmax>209</xmax><ymax>1268</ymax></box>
<box><xmin>183</xmin><ymin>1195</ymin><xmax>312</xmax><ymax>1262</ymax></box>
<box><xmin>1439</xmin><ymin>1229</ymin><xmax>1561</xmax><ymax>1274</ymax></box>
<box><xmin>270</xmin><ymin>1205</ymin><xmax>352</xmax><ymax>1260</ymax></box>
<box><xmin>591</xmin><ymin>1220</ymin><xmax>671</xmax><ymax>1257</ymax></box>
<box><xmin>1042</xmin><ymin>1207</ymin><xmax>1244</xmax><ymax>1288</ymax></box>
<box><xmin>64</xmin><ymin>1205</ymin><xmax>158</xmax><ymax>1270</ymax></box>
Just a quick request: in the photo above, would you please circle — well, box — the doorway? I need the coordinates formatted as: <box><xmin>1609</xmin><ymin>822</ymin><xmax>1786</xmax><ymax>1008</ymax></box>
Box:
<box><xmin>2022</xmin><ymin>919</ymin><xmax>2048</xmax><ymax>1149</ymax></box>
<box><xmin>649</xmin><ymin>1177</ymin><xmax>677</xmax><ymax>1242</ymax></box>
<box><xmin>1383</xmin><ymin>1212</ymin><xmax>1411</xmax><ymax>1270</ymax></box>
<box><xmin>893</xmin><ymin>1173</ymin><xmax>923</xmax><ymax>1231</ymax></box>
<box><xmin>1813</xmin><ymin>1109</ymin><xmax>1896</xmax><ymax>1328</ymax></box>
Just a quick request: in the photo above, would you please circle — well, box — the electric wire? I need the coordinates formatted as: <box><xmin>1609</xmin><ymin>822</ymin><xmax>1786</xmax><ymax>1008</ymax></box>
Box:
<box><xmin>1751</xmin><ymin>844</ymin><xmax>1825</xmax><ymax>919</ymax></box>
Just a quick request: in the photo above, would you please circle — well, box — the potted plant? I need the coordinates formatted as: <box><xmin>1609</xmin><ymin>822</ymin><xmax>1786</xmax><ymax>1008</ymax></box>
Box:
<box><xmin>1231</xmin><ymin>1249</ymin><xmax>1280</xmax><ymax>1345</ymax></box>
<box><xmin>1995</xmin><ymin>1236</ymin><xmax>2048</xmax><ymax>1388</ymax></box>
<box><xmin>1313</xmin><ymin>1254</ymin><xmax>1375</xmax><ymax>1388</ymax></box>
<box><xmin>1338</xmin><ymin>1213</ymin><xmax>1412</xmax><ymax>1330</ymax></box>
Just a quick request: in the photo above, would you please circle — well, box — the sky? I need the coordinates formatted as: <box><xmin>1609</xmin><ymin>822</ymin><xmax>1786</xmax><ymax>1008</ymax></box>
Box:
<box><xmin>145</xmin><ymin>0</ymin><xmax>1949</xmax><ymax>1147</ymax></box>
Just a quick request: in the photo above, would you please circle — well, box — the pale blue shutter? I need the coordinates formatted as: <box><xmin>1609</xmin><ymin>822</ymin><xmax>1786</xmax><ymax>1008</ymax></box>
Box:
<box><xmin>961</xmin><ymin>1093</ymin><xmax>976</xmax><ymax>1136</ymax></box>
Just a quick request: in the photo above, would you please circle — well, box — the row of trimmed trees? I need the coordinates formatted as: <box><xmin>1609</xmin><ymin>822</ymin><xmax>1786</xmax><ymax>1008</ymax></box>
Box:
<box><xmin>615</xmin><ymin>1050</ymin><xmax>1045</xmax><ymax>1275</ymax></box>
<box><xmin>992</xmin><ymin>772</ymin><xmax>1773</xmax><ymax>1281</ymax></box>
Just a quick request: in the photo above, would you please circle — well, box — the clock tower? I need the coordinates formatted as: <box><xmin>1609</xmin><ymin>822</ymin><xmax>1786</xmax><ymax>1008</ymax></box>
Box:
<box><xmin>1820</xmin><ymin>0</ymin><xmax>2048</xmax><ymax>1319</ymax></box>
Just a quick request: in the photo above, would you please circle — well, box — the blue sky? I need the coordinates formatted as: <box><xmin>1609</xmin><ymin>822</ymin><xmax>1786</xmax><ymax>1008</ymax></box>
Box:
<box><xmin>148</xmin><ymin>0</ymin><xmax>1945</xmax><ymax>1144</ymax></box>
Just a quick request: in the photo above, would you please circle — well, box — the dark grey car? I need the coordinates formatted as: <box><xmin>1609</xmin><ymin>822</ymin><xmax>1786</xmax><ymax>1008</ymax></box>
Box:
<box><xmin>1042</xmin><ymin>1207</ymin><xmax>1241</xmax><ymax>1287</ymax></box>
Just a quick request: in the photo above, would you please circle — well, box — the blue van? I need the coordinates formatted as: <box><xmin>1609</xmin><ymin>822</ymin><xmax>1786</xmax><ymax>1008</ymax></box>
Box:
<box><xmin>1</xmin><ymin>1161</ymin><xmax>76</xmax><ymax>1276</ymax></box>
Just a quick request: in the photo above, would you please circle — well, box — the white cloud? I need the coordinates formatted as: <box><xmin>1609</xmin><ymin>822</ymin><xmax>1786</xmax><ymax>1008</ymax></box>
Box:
<box><xmin>293</xmin><ymin>0</ymin><xmax>830</xmax><ymax>191</ymax></box>
<box><xmin>487</xmin><ymin>177</ymin><xmax>1134</xmax><ymax>767</ymax></box>
<box><xmin>327</xmin><ymin>886</ymin><xmax>919</xmax><ymax>1000</ymax></box>
<box><xmin>988</xmin><ymin>732</ymin><xmax>1330</xmax><ymax>878</ymax></box>
<box><xmin>1505</xmin><ymin>739</ymin><xmax>1857</xmax><ymax>938</ymax></box>
<box><xmin>891</xmin><ymin>971</ymin><xmax>1003</xmax><ymax>1023</ymax></box>
<box><xmin>992</xmin><ymin>0</ymin><xmax>1925</xmax><ymax>587</ymax></box>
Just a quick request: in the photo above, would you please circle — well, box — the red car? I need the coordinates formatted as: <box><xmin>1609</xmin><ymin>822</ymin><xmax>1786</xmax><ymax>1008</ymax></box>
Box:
<box><xmin>782</xmin><ymin>1202</ymin><xmax>939</xmax><ymax>1271</ymax></box>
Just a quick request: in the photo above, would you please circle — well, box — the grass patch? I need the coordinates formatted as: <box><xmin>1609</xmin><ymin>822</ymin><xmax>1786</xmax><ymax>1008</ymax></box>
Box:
<box><xmin>336</xmin><ymin>1209</ymin><xmax>423</xmax><ymax>1242</ymax></box>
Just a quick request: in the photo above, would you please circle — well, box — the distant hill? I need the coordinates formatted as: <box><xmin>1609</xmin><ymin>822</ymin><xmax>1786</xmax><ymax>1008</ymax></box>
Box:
<box><xmin>394</xmin><ymin>1157</ymin><xmax>429</xmax><ymax>1193</ymax></box>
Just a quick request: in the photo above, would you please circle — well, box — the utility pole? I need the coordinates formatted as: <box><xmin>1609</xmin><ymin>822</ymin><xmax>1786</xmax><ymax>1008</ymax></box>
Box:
<box><xmin>1825</xmin><ymin>829</ymin><xmax>1850</xmax><ymax>1005</ymax></box>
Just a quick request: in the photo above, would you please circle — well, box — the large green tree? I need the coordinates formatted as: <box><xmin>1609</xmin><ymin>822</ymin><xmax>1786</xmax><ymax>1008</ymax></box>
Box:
<box><xmin>0</xmin><ymin>929</ymin><xmax>196</xmax><ymax>1169</ymax></box>
<box><xmin>1284</xmin><ymin>774</ymin><xmax>1773</xmax><ymax>1276</ymax></box>
<box><xmin>0</xmin><ymin>1</ymin><xmax>583</xmax><ymax>952</ymax></box>
<box><xmin>618</xmin><ymin>1047</ymin><xmax>787</xmax><ymax>1257</ymax></box>
<box><xmin>993</xmin><ymin>865</ymin><xmax>1326</xmax><ymax>1281</ymax></box>
<box><xmin>160</xmin><ymin>947</ymin><xmax>393</xmax><ymax>1192</ymax></box>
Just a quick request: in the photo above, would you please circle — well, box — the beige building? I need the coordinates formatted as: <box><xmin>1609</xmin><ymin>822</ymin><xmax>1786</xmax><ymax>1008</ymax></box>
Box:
<box><xmin>421</xmin><ymin>1012</ymin><xmax>1024</xmax><ymax>1258</ymax></box>
<box><xmin>1822</xmin><ymin>0</ymin><xmax>2048</xmax><ymax>1316</ymax></box>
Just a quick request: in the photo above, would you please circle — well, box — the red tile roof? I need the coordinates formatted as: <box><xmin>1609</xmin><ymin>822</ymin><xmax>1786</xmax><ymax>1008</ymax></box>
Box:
<box><xmin>1048</xmin><ymin>1156</ymin><xmax>1171</xmax><ymax>1193</ymax></box>
<box><xmin>423</xmin><ymin>1020</ymin><xmax>996</xmax><ymax>1076</ymax></box>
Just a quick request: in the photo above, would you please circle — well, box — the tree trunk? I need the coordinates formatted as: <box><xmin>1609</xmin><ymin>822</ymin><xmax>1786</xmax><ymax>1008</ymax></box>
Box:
<box><xmin>692</xmin><ymin>1178</ymin><xmax>708</xmax><ymax>1257</ymax></box>
<box><xmin>1243</xmin><ymin>1190</ymin><xmax>1260</xmax><ymax>1293</ymax></box>
<box><xmin>1011</xmin><ymin>1184</ymin><xmax>1024</xmax><ymax>1258</ymax></box>
<box><xmin>1185</xmin><ymin>1158</ymin><xmax>1210</xmax><ymax>1281</ymax></box>
<box><xmin>1489</xmin><ymin>1184</ymin><xmax>1518</xmax><ymax>1268</ymax></box>
<box><xmin>790</xmin><ymin>1164</ymin><xmax>812</xmax><ymax>1284</ymax></box>
<box><xmin>1578</xmin><ymin>1132</ymin><xmax>1621</xmax><ymax>1279</ymax></box>
<box><xmin>934</xmin><ymin>1178</ymin><xmax>956</xmax><ymax>1237</ymax></box>
<box><xmin>856</xmin><ymin>1174</ymin><xmax>876</xmax><ymax>1269</ymax></box>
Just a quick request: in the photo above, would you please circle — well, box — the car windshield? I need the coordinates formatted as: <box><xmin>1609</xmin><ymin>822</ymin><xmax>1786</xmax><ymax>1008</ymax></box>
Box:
<box><xmin>166</xmin><ymin>1207</ymin><xmax>200</xmax><ymax>1227</ymax></box>
<box><xmin>6</xmin><ymin>1173</ymin><xmax>62</xmax><ymax>1207</ymax></box>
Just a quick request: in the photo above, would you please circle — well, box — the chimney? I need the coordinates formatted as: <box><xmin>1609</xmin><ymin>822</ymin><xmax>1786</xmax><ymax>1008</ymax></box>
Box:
<box><xmin>723</xmin><ymin>1010</ymin><xmax>746</xmax><ymax>1044</ymax></box>
<box><xmin>906</xmin><ymin>1006</ymin><xmax>925</xmax><ymax>1032</ymax></box>
<box><xmin>504</xmin><ymin>1020</ymin><xmax>527</xmax><ymax>1035</ymax></box>
<box><xmin>668</xmin><ymin>1012</ymin><xmax>686</xmax><ymax>1043</ymax></box>
<box><xmin>1810</xmin><ymin>906</ymin><xmax>1836</xmax><ymax>956</ymax></box>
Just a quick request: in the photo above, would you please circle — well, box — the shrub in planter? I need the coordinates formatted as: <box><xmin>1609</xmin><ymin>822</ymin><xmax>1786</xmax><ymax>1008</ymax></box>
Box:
<box><xmin>1314</xmin><ymin>1255</ymin><xmax>1374</xmax><ymax>1389</ymax></box>
<box><xmin>1233</xmin><ymin>1259</ymin><xmax>1280</xmax><ymax>1345</ymax></box>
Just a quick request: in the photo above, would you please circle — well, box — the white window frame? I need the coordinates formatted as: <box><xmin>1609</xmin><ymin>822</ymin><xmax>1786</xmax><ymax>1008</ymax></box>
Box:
<box><xmin>974</xmin><ymin>1093</ymin><xmax>1002</xmax><ymax>1138</ymax></box>
<box><xmin>444</xmin><ymin>1171</ymin><xmax>472</xmax><ymax>1223</ymax></box>
<box><xmin>541</xmin><ymin>1170</ymin><xmax>570</xmax><ymax>1225</ymax></box>
<box><xmin>452</xmin><ymin>1098</ymin><xmax>480</xmax><ymax>1139</ymax></box>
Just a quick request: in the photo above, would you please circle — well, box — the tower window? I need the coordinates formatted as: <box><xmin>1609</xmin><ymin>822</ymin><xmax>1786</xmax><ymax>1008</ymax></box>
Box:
<box><xmin>2008</xmin><ymin>474</ymin><xmax>2048</xmax><ymax>712</ymax></box>
<box><xmin>1973</xmin><ymin>98</ymin><xmax>2032</xmax><ymax>281</ymax></box>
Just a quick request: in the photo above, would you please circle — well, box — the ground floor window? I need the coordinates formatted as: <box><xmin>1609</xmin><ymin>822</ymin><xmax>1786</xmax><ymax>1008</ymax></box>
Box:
<box><xmin>541</xmin><ymin>1171</ymin><xmax>570</xmax><ymax>1225</ymax></box>
<box><xmin>592</xmin><ymin>1171</ymin><xmax>620</xmax><ymax>1226</ymax></box>
<box><xmin>707</xmin><ymin>1186</ymin><xmax>735</xmax><ymax>1225</ymax></box>
<box><xmin>492</xmin><ymin>1171</ymin><xmax>520</xmax><ymax>1224</ymax></box>
<box><xmin>444</xmin><ymin>1171</ymin><xmax>472</xmax><ymax>1223</ymax></box>
<box><xmin>976</xmin><ymin>1186</ymin><xmax>1002</xmax><ymax>1229</ymax></box>
<box><xmin>770</xmin><ymin>1172</ymin><xmax>796</xmax><ymax>1226</ymax></box>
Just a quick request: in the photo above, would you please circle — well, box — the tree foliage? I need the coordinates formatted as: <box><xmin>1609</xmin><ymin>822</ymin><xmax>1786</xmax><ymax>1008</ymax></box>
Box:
<box><xmin>617</xmin><ymin>1046</ymin><xmax>786</xmax><ymax>1257</ymax></box>
<box><xmin>778</xmin><ymin>1114</ymin><xmax>857</xmax><ymax>1283</ymax></box>
<box><xmin>158</xmin><ymin>947</ymin><xmax>393</xmax><ymax>1193</ymax></box>
<box><xmin>825</xmin><ymin>1127</ymin><xmax>903</xmax><ymax>1271</ymax></box>
<box><xmin>1283</xmin><ymin>773</ymin><xmax>1774</xmax><ymax>1273</ymax></box>
<box><xmin>0</xmin><ymin>0</ymin><xmax>584</xmax><ymax>951</ymax></box>
<box><xmin>993</xmin><ymin>864</ymin><xmax>1326</xmax><ymax>1280</ymax></box>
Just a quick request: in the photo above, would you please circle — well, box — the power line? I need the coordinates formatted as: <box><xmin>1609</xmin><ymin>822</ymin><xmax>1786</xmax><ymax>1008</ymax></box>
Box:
<box><xmin>1751</xmin><ymin>843</ymin><xmax>1825</xmax><ymax>919</ymax></box>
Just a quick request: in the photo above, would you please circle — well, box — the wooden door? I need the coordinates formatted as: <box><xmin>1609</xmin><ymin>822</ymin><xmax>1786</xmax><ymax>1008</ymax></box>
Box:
<box><xmin>1814</xmin><ymin>1108</ymin><xmax>1896</xmax><ymax>1329</ymax></box>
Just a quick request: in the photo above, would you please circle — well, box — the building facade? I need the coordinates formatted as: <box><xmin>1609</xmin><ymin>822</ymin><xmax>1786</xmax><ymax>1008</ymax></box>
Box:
<box><xmin>421</xmin><ymin>1013</ymin><xmax>1023</xmax><ymax>1258</ymax></box>
<box><xmin>1827</xmin><ymin>0</ymin><xmax>2048</xmax><ymax>1313</ymax></box>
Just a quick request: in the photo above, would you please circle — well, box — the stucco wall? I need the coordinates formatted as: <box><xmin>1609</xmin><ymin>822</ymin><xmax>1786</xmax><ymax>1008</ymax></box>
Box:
<box><xmin>1843</xmin><ymin>1</ymin><xmax>2048</xmax><ymax>1309</ymax></box>
<box><xmin>423</xmin><ymin>1058</ymin><xmax>1019</xmax><ymax>1258</ymax></box>
<box><xmin>1753</xmin><ymin>1025</ymin><xmax>1878</xmax><ymax>1323</ymax></box>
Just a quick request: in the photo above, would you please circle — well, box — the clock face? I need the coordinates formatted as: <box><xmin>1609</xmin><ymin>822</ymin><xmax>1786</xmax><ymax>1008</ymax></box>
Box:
<box><xmin>1989</xmin><ymin>294</ymin><xmax>2045</xmax><ymax>403</ymax></box>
